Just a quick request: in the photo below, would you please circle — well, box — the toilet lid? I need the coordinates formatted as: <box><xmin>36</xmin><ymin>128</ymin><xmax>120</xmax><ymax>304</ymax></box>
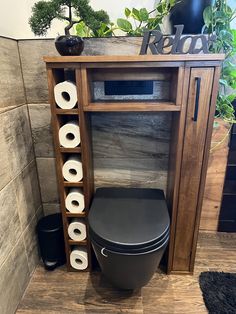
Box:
<box><xmin>88</xmin><ymin>188</ymin><xmax>170</xmax><ymax>251</ymax></box>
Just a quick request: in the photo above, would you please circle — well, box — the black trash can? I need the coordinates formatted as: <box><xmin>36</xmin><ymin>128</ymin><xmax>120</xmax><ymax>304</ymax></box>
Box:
<box><xmin>37</xmin><ymin>213</ymin><xmax>66</xmax><ymax>270</ymax></box>
<box><xmin>88</xmin><ymin>188</ymin><xmax>170</xmax><ymax>290</ymax></box>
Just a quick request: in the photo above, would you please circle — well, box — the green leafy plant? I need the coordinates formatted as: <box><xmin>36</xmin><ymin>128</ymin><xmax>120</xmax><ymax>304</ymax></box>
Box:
<box><xmin>29</xmin><ymin>0</ymin><xmax>110</xmax><ymax>36</ymax></box>
<box><xmin>75</xmin><ymin>21</ymin><xmax>116</xmax><ymax>38</ymax></box>
<box><xmin>117</xmin><ymin>0</ymin><xmax>179</xmax><ymax>36</ymax></box>
<box><xmin>203</xmin><ymin>0</ymin><xmax>236</xmax><ymax>122</ymax></box>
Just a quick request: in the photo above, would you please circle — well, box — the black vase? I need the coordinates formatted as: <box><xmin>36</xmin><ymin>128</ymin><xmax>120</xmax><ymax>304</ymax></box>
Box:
<box><xmin>169</xmin><ymin>0</ymin><xmax>214</xmax><ymax>34</ymax></box>
<box><xmin>55</xmin><ymin>35</ymin><xmax>84</xmax><ymax>56</ymax></box>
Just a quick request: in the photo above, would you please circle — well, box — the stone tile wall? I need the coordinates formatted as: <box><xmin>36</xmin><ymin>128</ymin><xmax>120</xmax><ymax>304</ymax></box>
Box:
<box><xmin>0</xmin><ymin>37</ymin><xmax>42</xmax><ymax>314</ymax></box>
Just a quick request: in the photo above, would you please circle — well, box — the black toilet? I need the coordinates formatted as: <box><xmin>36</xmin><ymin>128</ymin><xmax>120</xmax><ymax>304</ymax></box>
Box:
<box><xmin>88</xmin><ymin>188</ymin><xmax>170</xmax><ymax>290</ymax></box>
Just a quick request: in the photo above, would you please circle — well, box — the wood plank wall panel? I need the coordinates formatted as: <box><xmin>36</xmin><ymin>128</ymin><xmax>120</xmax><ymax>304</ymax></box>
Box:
<box><xmin>200</xmin><ymin>118</ymin><xmax>230</xmax><ymax>231</ymax></box>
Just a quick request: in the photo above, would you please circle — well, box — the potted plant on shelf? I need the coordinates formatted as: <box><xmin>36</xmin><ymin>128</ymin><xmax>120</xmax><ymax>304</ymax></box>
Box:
<box><xmin>29</xmin><ymin>0</ymin><xmax>110</xmax><ymax>55</ymax></box>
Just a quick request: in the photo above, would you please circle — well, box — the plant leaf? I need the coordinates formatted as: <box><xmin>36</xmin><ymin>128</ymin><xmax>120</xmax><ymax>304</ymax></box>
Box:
<box><xmin>125</xmin><ymin>8</ymin><xmax>131</xmax><ymax>18</ymax></box>
<box><xmin>75</xmin><ymin>22</ymin><xmax>87</xmax><ymax>37</ymax></box>
<box><xmin>117</xmin><ymin>18</ymin><xmax>132</xmax><ymax>32</ymax></box>
<box><xmin>203</xmin><ymin>6</ymin><xmax>213</xmax><ymax>28</ymax></box>
<box><xmin>132</xmin><ymin>8</ymin><xmax>141</xmax><ymax>21</ymax></box>
<box><xmin>139</xmin><ymin>8</ymin><xmax>149</xmax><ymax>22</ymax></box>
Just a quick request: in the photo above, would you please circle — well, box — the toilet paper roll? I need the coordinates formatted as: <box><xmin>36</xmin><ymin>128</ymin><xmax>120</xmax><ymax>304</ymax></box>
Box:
<box><xmin>59</xmin><ymin>121</ymin><xmax>80</xmax><ymax>148</ymax></box>
<box><xmin>62</xmin><ymin>156</ymin><xmax>83</xmax><ymax>182</ymax></box>
<box><xmin>54</xmin><ymin>81</ymin><xmax>77</xmax><ymax>109</ymax></box>
<box><xmin>70</xmin><ymin>246</ymin><xmax>88</xmax><ymax>270</ymax></box>
<box><xmin>68</xmin><ymin>218</ymin><xmax>87</xmax><ymax>241</ymax></box>
<box><xmin>65</xmin><ymin>188</ymin><xmax>85</xmax><ymax>213</ymax></box>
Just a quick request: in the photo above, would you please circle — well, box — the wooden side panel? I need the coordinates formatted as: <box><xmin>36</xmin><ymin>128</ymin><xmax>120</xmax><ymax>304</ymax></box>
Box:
<box><xmin>76</xmin><ymin>68</ymin><xmax>94</xmax><ymax>269</ymax></box>
<box><xmin>172</xmin><ymin>68</ymin><xmax>214</xmax><ymax>272</ymax></box>
<box><xmin>166</xmin><ymin>67</ymin><xmax>190</xmax><ymax>273</ymax></box>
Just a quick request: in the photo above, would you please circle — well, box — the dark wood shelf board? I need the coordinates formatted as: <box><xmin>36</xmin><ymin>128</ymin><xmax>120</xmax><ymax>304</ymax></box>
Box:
<box><xmin>66</xmin><ymin>212</ymin><xmax>86</xmax><ymax>218</ymax></box>
<box><xmin>64</xmin><ymin>181</ymin><xmax>83</xmax><ymax>187</ymax></box>
<box><xmin>68</xmin><ymin>240</ymin><xmax>87</xmax><ymax>245</ymax></box>
<box><xmin>44</xmin><ymin>54</ymin><xmax>225</xmax><ymax>64</ymax></box>
<box><xmin>60</xmin><ymin>147</ymin><xmax>81</xmax><ymax>153</ymax></box>
<box><xmin>84</xmin><ymin>102</ymin><xmax>180</xmax><ymax>112</ymax></box>
<box><xmin>55</xmin><ymin>108</ymin><xmax>79</xmax><ymax>115</ymax></box>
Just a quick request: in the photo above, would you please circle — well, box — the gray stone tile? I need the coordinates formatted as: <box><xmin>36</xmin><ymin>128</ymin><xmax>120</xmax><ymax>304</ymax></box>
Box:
<box><xmin>83</xmin><ymin>37</ymin><xmax>143</xmax><ymax>56</ymax></box>
<box><xmin>14</xmin><ymin>160</ymin><xmax>42</xmax><ymax>230</ymax></box>
<box><xmin>0</xmin><ymin>180</ymin><xmax>21</xmax><ymax>266</ymax></box>
<box><xmin>0</xmin><ymin>105</ymin><xmax>34</xmax><ymax>190</ymax></box>
<box><xmin>28</xmin><ymin>103</ymin><xmax>54</xmax><ymax>157</ymax></box>
<box><xmin>91</xmin><ymin>112</ymin><xmax>171</xmax><ymax>159</ymax></box>
<box><xmin>36</xmin><ymin>204</ymin><xmax>44</xmax><ymax>222</ymax></box>
<box><xmin>23</xmin><ymin>213</ymin><xmax>40</xmax><ymax>274</ymax></box>
<box><xmin>18</xmin><ymin>40</ymin><xmax>57</xmax><ymax>103</ymax></box>
<box><xmin>0</xmin><ymin>115</ymin><xmax>11</xmax><ymax>189</ymax></box>
<box><xmin>91</xmin><ymin>112</ymin><xmax>170</xmax><ymax>190</ymax></box>
<box><xmin>0</xmin><ymin>239</ymin><xmax>30</xmax><ymax>314</ymax></box>
<box><xmin>0</xmin><ymin>38</ymin><xmax>25</xmax><ymax>109</ymax></box>
<box><xmin>94</xmin><ymin>158</ymin><xmax>168</xmax><ymax>191</ymax></box>
<box><xmin>36</xmin><ymin>157</ymin><xmax>59</xmax><ymax>203</ymax></box>
<box><xmin>43</xmin><ymin>203</ymin><xmax>61</xmax><ymax>216</ymax></box>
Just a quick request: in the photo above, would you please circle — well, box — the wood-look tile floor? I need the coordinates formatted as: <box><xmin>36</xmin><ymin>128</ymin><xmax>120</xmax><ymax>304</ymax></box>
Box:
<box><xmin>17</xmin><ymin>232</ymin><xmax>236</xmax><ymax>314</ymax></box>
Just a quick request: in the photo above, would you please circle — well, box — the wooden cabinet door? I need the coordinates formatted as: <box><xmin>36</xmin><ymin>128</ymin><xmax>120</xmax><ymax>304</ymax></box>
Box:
<box><xmin>172</xmin><ymin>68</ymin><xmax>214</xmax><ymax>272</ymax></box>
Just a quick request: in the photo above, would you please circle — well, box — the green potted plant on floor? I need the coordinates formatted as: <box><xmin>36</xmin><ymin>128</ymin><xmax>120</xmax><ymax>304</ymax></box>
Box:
<box><xmin>29</xmin><ymin>0</ymin><xmax>110</xmax><ymax>55</ymax></box>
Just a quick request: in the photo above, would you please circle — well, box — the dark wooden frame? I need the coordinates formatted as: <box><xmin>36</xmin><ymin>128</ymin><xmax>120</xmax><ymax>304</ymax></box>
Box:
<box><xmin>45</xmin><ymin>54</ymin><xmax>224</xmax><ymax>274</ymax></box>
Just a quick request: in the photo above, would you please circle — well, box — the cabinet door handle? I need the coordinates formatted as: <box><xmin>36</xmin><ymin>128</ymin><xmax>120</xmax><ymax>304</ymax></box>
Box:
<box><xmin>193</xmin><ymin>77</ymin><xmax>201</xmax><ymax>122</ymax></box>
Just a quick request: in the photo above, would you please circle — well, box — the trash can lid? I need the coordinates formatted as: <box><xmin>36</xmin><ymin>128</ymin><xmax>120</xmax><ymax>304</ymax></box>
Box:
<box><xmin>88</xmin><ymin>188</ymin><xmax>170</xmax><ymax>251</ymax></box>
<box><xmin>37</xmin><ymin>213</ymin><xmax>63</xmax><ymax>233</ymax></box>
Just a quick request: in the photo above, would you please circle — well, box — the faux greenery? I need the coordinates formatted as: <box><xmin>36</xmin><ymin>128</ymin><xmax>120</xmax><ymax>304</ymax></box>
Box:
<box><xmin>117</xmin><ymin>0</ymin><xmax>179</xmax><ymax>36</ymax></box>
<box><xmin>29</xmin><ymin>0</ymin><xmax>110</xmax><ymax>36</ymax></box>
<box><xmin>75</xmin><ymin>0</ymin><xmax>179</xmax><ymax>37</ymax></box>
<box><xmin>203</xmin><ymin>0</ymin><xmax>236</xmax><ymax>122</ymax></box>
<box><xmin>75</xmin><ymin>20</ymin><xmax>115</xmax><ymax>38</ymax></box>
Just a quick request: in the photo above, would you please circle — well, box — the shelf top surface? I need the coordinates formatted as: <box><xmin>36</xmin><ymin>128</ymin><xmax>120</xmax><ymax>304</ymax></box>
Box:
<box><xmin>44</xmin><ymin>54</ymin><xmax>225</xmax><ymax>63</ymax></box>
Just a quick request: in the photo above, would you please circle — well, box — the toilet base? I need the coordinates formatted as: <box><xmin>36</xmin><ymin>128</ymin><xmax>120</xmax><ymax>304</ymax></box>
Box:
<box><xmin>91</xmin><ymin>238</ymin><xmax>168</xmax><ymax>290</ymax></box>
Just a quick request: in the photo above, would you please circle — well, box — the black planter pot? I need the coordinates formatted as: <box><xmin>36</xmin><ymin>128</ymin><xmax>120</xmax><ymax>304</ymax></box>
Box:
<box><xmin>170</xmin><ymin>0</ymin><xmax>214</xmax><ymax>34</ymax></box>
<box><xmin>55</xmin><ymin>35</ymin><xmax>84</xmax><ymax>56</ymax></box>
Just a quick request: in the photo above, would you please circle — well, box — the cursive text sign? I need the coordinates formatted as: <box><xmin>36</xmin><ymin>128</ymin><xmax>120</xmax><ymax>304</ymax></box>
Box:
<box><xmin>140</xmin><ymin>25</ymin><xmax>216</xmax><ymax>55</ymax></box>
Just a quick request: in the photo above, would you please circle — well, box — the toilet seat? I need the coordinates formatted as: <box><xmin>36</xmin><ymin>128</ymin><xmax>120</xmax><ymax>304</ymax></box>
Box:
<box><xmin>88</xmin><ymin>188</ymin><xmax>170</xmax><ymax>253</ymax></box>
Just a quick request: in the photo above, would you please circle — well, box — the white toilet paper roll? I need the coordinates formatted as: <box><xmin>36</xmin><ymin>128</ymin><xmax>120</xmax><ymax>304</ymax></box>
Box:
<box><xmin>54</xmin><ymin>81</ymin><xmax>77</xmax><ymax>109</ymax></box>
<box><xmin>70</xmin><ymin>246</ymin><xmax>88</xmax><ymax>270</ymax></box>
<box><xmin>62</xmin><ymin>156</ymin><xmax>83</xmax><ymax>182</ymax></box>
<box><xmin>68</xmin><ymin>219</ymin><xmax>87</xmax><ymax>241</ymax></box>
<box><xmin>65</xmin><ymin>188</ymin><xmax>85</xmax><ymax>213</ymax></box>
<box><xmin>59</xmin><ymin>121</ymin><xmax>80</xmax><ymax>148</ymax></box>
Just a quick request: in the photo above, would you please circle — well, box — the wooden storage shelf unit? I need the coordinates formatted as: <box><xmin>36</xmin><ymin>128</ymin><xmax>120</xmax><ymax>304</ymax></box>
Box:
<box><xmin>44</xmin><ymin>54</ymin><xmax>224</xmax><ymax>274</ymax></box>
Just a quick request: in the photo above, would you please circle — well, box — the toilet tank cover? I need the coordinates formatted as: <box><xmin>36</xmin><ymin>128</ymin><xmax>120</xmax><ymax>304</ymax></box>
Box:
<box><xmin>88</xmin><ymin>188</ymin><xmax>170</xmax><ymax>251</ymax></box>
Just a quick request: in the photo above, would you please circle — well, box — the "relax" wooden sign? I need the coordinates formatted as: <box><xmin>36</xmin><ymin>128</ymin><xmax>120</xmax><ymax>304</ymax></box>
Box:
<box><xmin>140</xmin><ymin>25</ymin><xmax>216</xmax><ymax>55</ymax></box>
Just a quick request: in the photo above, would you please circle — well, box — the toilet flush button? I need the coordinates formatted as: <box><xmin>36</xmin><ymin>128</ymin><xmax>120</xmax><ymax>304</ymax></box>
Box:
<box><xmin>101</xmin><ymin>248</ymin><xmax>108</xmax><ymax>257</ymax></box>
